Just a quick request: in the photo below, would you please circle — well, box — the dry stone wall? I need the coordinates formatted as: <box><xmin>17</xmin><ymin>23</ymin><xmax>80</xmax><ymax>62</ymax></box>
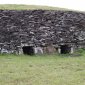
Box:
<box><xmin>0</xmin><ymin>10</ymin><xmax>85</xmax><ymax>54</ymax></box>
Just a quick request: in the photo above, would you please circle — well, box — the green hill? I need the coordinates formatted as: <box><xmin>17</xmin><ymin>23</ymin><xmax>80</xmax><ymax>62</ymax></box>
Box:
<box><xmin>0</xmin><ymin>4</ymin><xmax>70</xmax><ymax>10</ymax></box>
<box><xmin>0</xmin><ymin>4</ymin><xmax>84</xmax><ymax>13</ymax></box>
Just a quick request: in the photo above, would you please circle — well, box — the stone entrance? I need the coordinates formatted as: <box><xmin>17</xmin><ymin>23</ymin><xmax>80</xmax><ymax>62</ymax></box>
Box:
<box><xmin>60</xmin><ymin>45</ymin><xmax>71</xmax><ymax>54</ymax></box>
<box><xmin>22</xmin><ymin>46</ymin><xmax>34</xmax><ymax>55</ymax></box>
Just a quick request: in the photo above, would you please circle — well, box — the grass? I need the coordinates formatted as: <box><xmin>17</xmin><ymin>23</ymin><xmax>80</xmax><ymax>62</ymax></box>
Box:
<box><xmin>0</xmin><ymin>4</ymin><xmax>84</xmax><ymax>13</ymax></box>
<box><xmin>0</xmin><ymin>4</ymin><xmax>72</xmax><ymax>11</ymax></box>
<box><xmin>0</xmin><ymin>53</ymin><xmax>85</xmax><ymax>85</ymax></box>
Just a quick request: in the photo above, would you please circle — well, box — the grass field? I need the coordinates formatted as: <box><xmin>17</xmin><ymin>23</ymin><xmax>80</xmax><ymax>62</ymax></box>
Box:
<box><xmin>0</xmin><ymin>4</ymin><xmax>68</xmax><ymax>10</ymax></box>
<box><xmin>0</xmin><ymin>53</ymin><xmax>85</xmax><ymax>85</ymax></box>
<box><xmin>0</xmin><ymin>4</ymin><xmax>83</xmax><ymax>13</ymax></box>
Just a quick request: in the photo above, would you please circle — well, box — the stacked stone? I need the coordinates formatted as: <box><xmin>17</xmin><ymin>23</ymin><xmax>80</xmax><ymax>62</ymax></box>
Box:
<box><xmin>0</xmin><ymin>10</ymin><xmax>85</xmax><ymax>53</ymax></box>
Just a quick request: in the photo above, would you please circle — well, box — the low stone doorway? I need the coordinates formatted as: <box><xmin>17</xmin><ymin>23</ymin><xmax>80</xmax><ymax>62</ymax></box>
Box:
<box><xmin>22</xmin><ymin>46</ymin><xmax>34</xmax><ymax>55</ymax></box>
<box><xmin>60</xmin><ymin>45</ymin><xmax>71</xmax><ymax>54</ymax></box>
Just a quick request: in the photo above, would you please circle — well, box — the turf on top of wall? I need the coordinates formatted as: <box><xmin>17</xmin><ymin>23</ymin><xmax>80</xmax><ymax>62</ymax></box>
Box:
<box><xmin>0</xmin><ymin>4</ymin><xmax>72</xmax><ymax>10</ymax></box>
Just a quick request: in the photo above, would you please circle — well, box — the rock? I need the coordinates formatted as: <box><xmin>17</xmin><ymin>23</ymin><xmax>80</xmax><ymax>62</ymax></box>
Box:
<box><xmin>0</xmin><ymin>10</ymin><xmax>85</xmax><ymax>54</ymax></box>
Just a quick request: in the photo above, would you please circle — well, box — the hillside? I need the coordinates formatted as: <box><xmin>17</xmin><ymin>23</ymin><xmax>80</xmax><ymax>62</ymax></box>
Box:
<box><xmin>0</xmin><ymin>4</ymin><xmax>71</xmax><ymax>10</ymax></box>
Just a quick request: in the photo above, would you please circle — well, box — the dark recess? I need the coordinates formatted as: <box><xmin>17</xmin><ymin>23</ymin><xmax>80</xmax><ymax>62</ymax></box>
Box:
<box><xmin>22</xmin><ymin>46</ymin><xmax>34</xmax><ymax>55</ymax></box>
<box><xmin>60</xmin><ymin>45</ymin><xmax>70</xmax><ymax>54</ymax></box>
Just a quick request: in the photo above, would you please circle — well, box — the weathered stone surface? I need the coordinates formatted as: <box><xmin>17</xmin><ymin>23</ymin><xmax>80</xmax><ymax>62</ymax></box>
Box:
<box><xmin>0</xmin><ymin>10</ymin><xmax>85</xmax><ymax>54</ymax></box>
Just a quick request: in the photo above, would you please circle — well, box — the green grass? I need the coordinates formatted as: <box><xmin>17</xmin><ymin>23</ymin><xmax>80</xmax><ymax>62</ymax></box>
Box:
<box><xmin>0</xmin><ymin>4</ymin><xmax>83</xmax><ymax>12</ymax></box>
<box><xmin>0</xmin><ymin>4</ymin><xmax>71</xmax><ymax>10</ymax></box>
<box><xmin>0</xmin><ymin>53</ymin><xmax>85</xmax><ymax>85</ymax></box>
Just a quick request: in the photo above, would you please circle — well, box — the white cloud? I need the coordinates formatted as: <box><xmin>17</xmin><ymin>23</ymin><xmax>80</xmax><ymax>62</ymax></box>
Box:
<box><xmin>0</xmin><ymin>0</ymin><xmax>85</xmax><ymax>11</ymax></box>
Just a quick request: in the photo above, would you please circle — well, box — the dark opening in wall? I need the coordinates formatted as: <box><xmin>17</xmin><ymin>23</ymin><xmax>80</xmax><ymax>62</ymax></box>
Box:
<box><xmin>22</xmin><ymin>46</ymin><xmax>34</xmax><ymax>55</ymax></box>
<box><xmin>60</xmin><ymin>45</ymin><xmax>70</xmax><ymax>54</ymax></box>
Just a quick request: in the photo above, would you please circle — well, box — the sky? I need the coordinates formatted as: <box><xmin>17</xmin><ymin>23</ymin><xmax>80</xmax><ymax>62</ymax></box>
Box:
<box><xmin>0</xmin><ymin>0</ymin><xmax>85</xmax><ymax>11</ymax></box>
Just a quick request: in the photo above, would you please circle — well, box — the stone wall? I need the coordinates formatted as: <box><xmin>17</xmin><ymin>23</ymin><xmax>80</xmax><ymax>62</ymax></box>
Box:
<box><xmin>0</xmin><ymin>10</ymin><xmax>85</xmax><ymax>54</ymax></box>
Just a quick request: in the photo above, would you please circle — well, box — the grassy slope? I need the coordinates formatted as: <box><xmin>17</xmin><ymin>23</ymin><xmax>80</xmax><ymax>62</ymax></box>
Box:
<box><xmin>0</xmin><ymin>54</ymin><xmax>85</xmax><ymax>85</ymax></box>
<box><xmin>0</xmin><ymin>4</ymin><xmax>71</xmax><ymax>10</ymax></box>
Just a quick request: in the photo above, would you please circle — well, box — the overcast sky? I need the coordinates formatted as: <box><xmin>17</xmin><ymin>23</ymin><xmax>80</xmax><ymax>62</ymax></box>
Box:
<box><xmin>0</xmin><ymin>0</ymin><xmax>84</xmax><ymax>11</ymax></box>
